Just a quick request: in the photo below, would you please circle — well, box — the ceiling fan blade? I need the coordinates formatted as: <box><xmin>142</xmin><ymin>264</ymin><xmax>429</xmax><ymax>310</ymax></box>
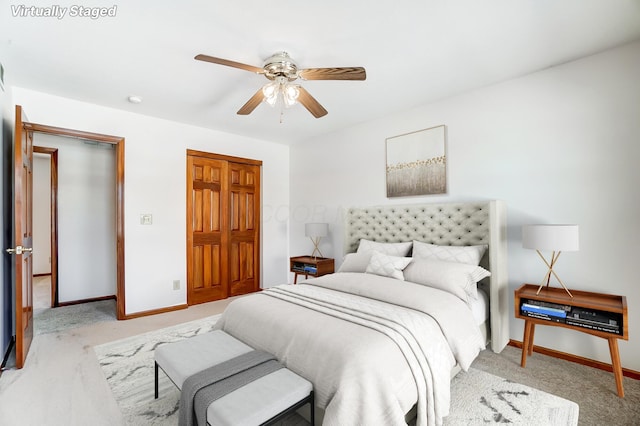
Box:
<box><xmin>237</xmin><ymin>89</ymin><xmax>265</xmax><ymax>115</ymax></box>
<box><xmin>297</xmin><ymin>87</ymin><xmax>328</xmax><ymax>118</ymax></box>
<box><xmin>298</xmin><ymin>67</ymin><xmax>366</xmax><ymax>81</ymax></box>
<box><xmin>195</xmin><ymin>54</ymin><xmax>264</xmax><ymax>74</ymax></box>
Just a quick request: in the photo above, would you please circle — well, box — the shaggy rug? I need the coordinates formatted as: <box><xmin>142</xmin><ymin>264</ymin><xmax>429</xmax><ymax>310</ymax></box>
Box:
<box><xmin>95</xmin><ymin>316</ymin><xmax>579</xmax><ymax>425</ymax></box>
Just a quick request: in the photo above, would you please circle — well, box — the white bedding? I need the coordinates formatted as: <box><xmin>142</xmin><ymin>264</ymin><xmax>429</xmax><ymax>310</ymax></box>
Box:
<box><xmin>214</xmin><ymin>272</ymin><xmax>485</xmax><ymax>426</ymax></box>
<box><xmin>470</xmin><ymin>288</ymin><xmax>490</xmax><ymax>325</ymax></box>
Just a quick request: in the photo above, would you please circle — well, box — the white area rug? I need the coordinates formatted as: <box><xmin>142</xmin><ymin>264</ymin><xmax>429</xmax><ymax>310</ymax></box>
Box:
<box><xmin>446</xmin><ymin>368</ymin><xmax>579</xmax><ymax>425</ymax></box>
<box><xmin>95</xmin><ymin>315</ymin><xmax>221</xmax><ymax>425</ymax></box>
<box><xmin>95</xmin><ymin>316</ymin><xmax>579</xmax><ymax>426</ymax></box>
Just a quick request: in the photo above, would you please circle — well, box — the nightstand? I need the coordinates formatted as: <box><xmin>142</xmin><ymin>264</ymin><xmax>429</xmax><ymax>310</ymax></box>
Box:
<box><xmin>515</xmin><ymin>284</ymin><xmax>628</xmax><ymax>397</ymax></box>
<box><xmin>290</xmin><ymin>256</ymin><xmax>334</xmax><ymax>284</ymax></box>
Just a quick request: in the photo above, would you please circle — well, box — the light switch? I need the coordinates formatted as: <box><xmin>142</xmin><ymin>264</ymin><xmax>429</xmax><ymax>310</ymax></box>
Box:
<box><xmin>140</xmin><ymin>214</ymin><xmax>152</xmax><ymax>225</ymax></box>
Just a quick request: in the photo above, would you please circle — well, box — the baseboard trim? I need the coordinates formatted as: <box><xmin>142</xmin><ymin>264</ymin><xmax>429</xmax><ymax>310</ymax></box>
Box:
<box><xmin>57</xmin><ymin>294</ymin><xmax>116</xmax><ymax>307</ymax></box>
<box><xmin>508</xmin><ymin>339</ymin><xmax>640</xmax><ymax>381</ymax></box>
<box><xmin>123</xmin><ymin>303</ymin><xmax>188</xmax><ymax>320</ymax></box>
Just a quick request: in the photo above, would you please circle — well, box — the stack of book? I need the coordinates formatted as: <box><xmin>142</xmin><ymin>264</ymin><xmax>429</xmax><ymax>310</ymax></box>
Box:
<box><xmin>303</xmin><ymin>265</ymin><xmax>317</xmax><ymax>274</ymax></box>
<box><xmin>566</xmin><ymin>307</ymin><xmax>622</xmax><ymax>335</ymax></box>
<box><xmin>520</xmin><ymin>299</ymin><xmax>568</xmax><ymax>323</ymax></box>
<box><xmin>292</xmin><ymin>263</ymin><xmax>318</xmax><ymax>274</ymax></box>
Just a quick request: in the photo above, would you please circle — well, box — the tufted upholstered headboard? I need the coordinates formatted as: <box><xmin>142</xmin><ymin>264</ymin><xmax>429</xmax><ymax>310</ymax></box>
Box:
<box><xmin>344</xmin><ymin>200</ymin><xmax>509</xmax><ymax>353</ymax></box>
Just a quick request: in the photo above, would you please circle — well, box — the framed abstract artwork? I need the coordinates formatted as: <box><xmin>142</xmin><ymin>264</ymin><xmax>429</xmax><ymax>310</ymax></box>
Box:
<box><xmin>385</xmin><ymin>125</ymin><xmax>446</xmax><ymax>197</ymax></box>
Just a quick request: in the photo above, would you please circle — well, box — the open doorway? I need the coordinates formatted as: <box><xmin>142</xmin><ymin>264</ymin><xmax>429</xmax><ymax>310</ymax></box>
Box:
<box><xmin>25</xmin><ymin>121</ymin><xmax>126</xmax><ymax>320</ymax></box>
<box><xmin>33</xmin><ymin>135</ymin><xmax>118</xmax><ymax>312</ymax></box>
<box><xmin>33</xmin><ymin>147</ymin><xmax>56</xmax><ymax>308</ymax></box>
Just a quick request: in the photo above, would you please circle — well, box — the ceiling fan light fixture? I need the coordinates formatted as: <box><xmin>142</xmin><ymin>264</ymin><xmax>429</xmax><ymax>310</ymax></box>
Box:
<box><xmin>262</xmin><ymin>80</ymin><xmax>279</xmax><ymax>106</ymax></box>
<box><xmin>262</xmin><ymin>77</ymin><xmax>300</xmax><ymax>108</ymax></box>
<box><xmin>283</xmin><ymin>84</ymin><xmax>300</xmax><ymax>107</ymax></box>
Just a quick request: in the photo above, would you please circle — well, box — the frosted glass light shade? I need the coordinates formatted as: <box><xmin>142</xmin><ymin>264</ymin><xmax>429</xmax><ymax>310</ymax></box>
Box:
<box><xmin>305</xmin><ymin>223</ymin><xmax>328</xmax><ymax>238</ymax></box>
<box><xmin>522</xmin><ymin>224</ymin><xmax>579</xmax><ymax>252</ymax></box>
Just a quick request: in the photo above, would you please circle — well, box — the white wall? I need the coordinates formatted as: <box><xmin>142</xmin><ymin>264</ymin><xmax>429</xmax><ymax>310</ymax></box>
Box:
<box><xmin>33</xmin><ymin>134</ymin><xmax>117</xmax><ymax>302</ymax></box>
<box><xmin>11</xmin><ymin>88</ymin><xmax>290</xmax><ymax>314</ymax></box>
<box><xmin>33</xmin><ymin>153</ymin><xmax>51</xmax><ymax>276</ymax></box>
<box><xmin>290</xmin><ymin>41</ymin><xmax>640</xmax><ymax>371</ymax></box>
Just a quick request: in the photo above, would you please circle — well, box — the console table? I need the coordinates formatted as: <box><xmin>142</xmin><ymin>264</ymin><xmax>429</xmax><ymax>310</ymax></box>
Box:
<box><xmin>515</xmin><ymin>284</ymin><xmax>628</xmax><ymax>397</ymax></box>
<box><xmin>290</xmin><ymin>256</ymin><xmax>334</xmax><ymax>284</ymax></box>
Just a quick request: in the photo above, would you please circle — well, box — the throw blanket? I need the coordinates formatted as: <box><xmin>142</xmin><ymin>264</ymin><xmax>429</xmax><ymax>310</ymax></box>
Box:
<box><xmin>178</xmin><ymin>350</ymin><xmax>283</xmax><ymax>426</ymax></box>
<box><xmin>214</xmin><ymin>272</ymin><xmax>485</xmax><ymax>426</ymax></box>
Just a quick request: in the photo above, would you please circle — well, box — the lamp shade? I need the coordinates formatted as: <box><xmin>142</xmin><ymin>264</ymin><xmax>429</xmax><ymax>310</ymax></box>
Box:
<box><xmin>522</xmin><ymin>224</ymin><xmax>579</xmax><ymax>251</ymax></box>
<box><xmin>305</xmin><ymin>223</ymin><xmax>328</xmax><ymax>238</ymax></box>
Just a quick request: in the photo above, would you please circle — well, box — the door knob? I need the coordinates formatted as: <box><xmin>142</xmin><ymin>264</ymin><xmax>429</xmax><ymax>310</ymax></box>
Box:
<box><xmin>5</xmin><ymin>246</ymin><xmax>33</xmax><ymax>255</ymax></box>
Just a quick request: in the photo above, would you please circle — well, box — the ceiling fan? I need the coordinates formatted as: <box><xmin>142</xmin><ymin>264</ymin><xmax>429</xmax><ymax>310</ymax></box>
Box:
<box><xmin>195</xmin><ymin>51</ymin><xmax>366</xmax><ymax>118</ymax></box>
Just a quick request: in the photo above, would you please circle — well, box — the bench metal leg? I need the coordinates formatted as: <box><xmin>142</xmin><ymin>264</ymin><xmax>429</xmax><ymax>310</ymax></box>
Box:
<box><xmin>154</xmin><ymin>361</ymin><xmax>159</xmax><ymax>399</ymax></box>
<box><xmin>260</xmin><ymin>390</ymin><xmax>315</xmax><ymax>426</ymax></box>
<box><xmin>310</xmin><ymin>391</ymin><xmax>315</xmax><ymax>425</ymax></box>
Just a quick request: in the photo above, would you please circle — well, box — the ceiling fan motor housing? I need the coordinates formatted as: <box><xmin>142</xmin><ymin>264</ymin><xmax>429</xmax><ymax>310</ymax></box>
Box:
<box><xmin>263</xmin><ymin>51</ymin><xmax>298</xmax><ymax>81</ymax></box>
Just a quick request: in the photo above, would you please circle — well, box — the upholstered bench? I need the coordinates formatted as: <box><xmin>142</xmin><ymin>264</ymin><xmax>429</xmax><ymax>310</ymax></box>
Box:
<box><xmin>154</xmin><ymin>330</ymin><xmax>314</xmax><ymax>425</ymax></box>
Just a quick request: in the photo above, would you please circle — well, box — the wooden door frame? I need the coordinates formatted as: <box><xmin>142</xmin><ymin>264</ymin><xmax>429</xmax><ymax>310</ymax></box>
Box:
<box><xmin>24</xmin><ymin>122</ymin><xmax>126</xmax><ymax>320</ymax></box>
<box><xmin>33</xmin><ymin>146</ymin><xmax>58</xmax><ymax>308</ymax></box>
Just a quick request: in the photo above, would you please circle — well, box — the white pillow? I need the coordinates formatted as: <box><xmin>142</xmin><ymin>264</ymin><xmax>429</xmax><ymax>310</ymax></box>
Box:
<box><xmin>403</xmin><ymin>258</ymin><xmax>491</xmax><ymax>304</ymax></box>
<box><xmin>365</xmin><ymin>251</ymin><xmax>412</xmax><ymax>280</ymax></box>
<box><xmin>338</xmin><ymin>252</ymin><xmax>372</xmax><ymax>273</ymax></box>
<box><xmin>412</xmin><ymin>240</ymin><xmax>488</xmax><ymax>266</ymax></box>
<box><xmin>357</xmin><ymin>239</ymin><xmax>413</xmax><ymax>257</ymax></box>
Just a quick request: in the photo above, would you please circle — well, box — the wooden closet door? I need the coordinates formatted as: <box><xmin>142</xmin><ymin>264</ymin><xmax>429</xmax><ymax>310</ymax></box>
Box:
<box><xmin>228</xmin><ymin>162</ymin><xmax>260</xmax><ymax>296</ymax></box>
<box><xmin>187</xmin><ymin>151</ymin><xmax>261</xmax><ymax>305</ymax></box>
<box><xmin>187</xmin><ymin>156</ymin><xmax>229</xmax><ymax>304</ymax></box>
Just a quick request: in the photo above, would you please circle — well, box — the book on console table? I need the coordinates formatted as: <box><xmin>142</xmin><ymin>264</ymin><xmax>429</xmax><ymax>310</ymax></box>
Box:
<box><xmin>521</xmin><ymin>303</ymin><xmax>567</xmax><ymax>318</ymax></box>
<box><xmin>568</xmin><ymin>307</ymin><xmax>621</xmax><ymax>326</ymax></box>
<box><xmin>565</xmin><ymin>317</ymin><xmax>621</xmax><ymax>335</ymax></box>
<box><xmin>520</xmin><ymin>310</ymin><xmax>566</xmax><ymax>323</ymax></box>
<box><xmin>522</xmin><ymin>298</ymin><xmax>571</xmax><ymax>312</ymax></box>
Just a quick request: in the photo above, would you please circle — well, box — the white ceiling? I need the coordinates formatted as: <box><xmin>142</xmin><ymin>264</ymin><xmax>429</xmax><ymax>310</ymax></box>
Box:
<box><xmin>1</xmin><ymin>0</ymin><xmax>640</xmax><ymax>145</ymax></box>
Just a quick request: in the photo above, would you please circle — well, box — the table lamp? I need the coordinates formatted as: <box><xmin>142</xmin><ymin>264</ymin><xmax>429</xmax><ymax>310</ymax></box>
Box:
<box><xmin>522</xmin><ymin>224</ymin><xmax>579</xmax><ymax>297</ymax></box>
<box><xmin>305</xmin><ymin>223</ymin><xmax>328</xmax><ymax>258</ymax></box>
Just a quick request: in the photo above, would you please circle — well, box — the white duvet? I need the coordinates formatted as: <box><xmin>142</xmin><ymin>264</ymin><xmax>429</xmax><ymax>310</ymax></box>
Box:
<box><xmin>214</xmin><ymin>272</ymin><xmax>485</xmax><ymax>426</ymax></box>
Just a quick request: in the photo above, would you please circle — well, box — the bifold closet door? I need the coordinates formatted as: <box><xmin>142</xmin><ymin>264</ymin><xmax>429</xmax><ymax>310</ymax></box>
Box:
<box><xmin>187</xmin><ymin>153</ymin><xmax>261</xmax><ymax>305</ymax></box>
<box><xmin>187</xmin><ymin>156</ymin><xmax>229</xmax><ymax>304</ymax></box>
<box><xmin>228</xmin><ymin>162</ymin><xmax>260</xmax><ymax>296</ymax></box>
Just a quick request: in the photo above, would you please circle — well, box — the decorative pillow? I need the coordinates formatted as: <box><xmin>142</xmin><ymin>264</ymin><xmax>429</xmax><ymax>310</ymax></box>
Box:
<box><xmin>357</xmin><ymin>239</ymin><xmax>413</xmax><ymax>257</ymax></box>
<box><xmin>403</xmin><ymin>258</ymin><xmax>491</xmax><ymax>304</ymax></box>
<box><xmin>365</xmin><ymin>251</ymin><xmax>412</xmax><ymax>280</ymax></box>
<box><xmin>412</xmin><ymin>240</ymin><xmax>488</xmax><ymax>266</ymax></box>
<box><xmin>337</xmin><ymin>252</ymin><xmax>372</xmax><ymax>273</ymax></box>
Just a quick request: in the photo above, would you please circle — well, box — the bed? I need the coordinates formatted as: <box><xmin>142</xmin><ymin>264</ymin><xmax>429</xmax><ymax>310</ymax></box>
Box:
<box><xmin>214</xmin><ymin>200</ymin><xmax>508</xmax><ymax>426</ymax></box>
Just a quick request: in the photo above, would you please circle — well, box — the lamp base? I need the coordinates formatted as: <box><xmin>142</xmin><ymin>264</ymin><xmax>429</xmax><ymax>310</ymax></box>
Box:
<box><xmin>310</xmin><ymin>237</ymin><xmax>324</xmax><ymax>259</ymax></box>
<box><xmin>535</xmin><ymin>250</ymin><xmax>573</xmax><ymax>297</ymax></box>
